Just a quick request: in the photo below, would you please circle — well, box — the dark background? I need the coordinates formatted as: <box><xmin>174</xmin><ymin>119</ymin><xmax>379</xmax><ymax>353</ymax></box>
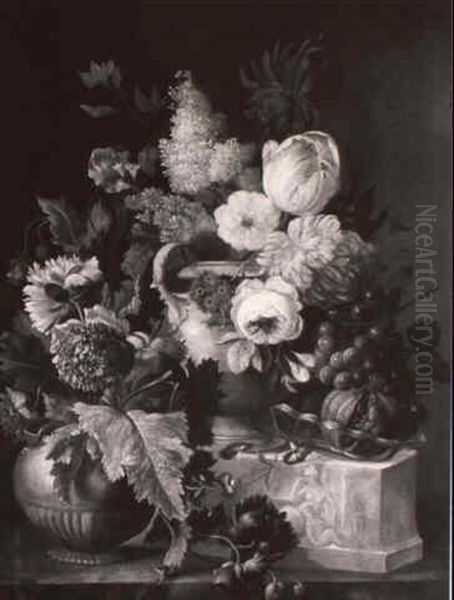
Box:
<box><xmin>0</xmin><ymin>0</ymin><xmax>451</xmax><ymax>565</ymax></box>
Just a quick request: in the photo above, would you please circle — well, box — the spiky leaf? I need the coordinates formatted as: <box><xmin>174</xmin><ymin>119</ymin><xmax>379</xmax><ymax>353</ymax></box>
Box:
<box><xmin>240</xmin><ymin>38</ymin><xmax>322</xmax><ymax>137</ymax></box>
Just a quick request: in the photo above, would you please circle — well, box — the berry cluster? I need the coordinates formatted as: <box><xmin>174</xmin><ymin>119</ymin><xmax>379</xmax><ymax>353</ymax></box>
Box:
<box><xmin>189</xmin><ymin>271</ymin><xmax>235</xmax><ymax>327</ymax></box>
<box><xmin>213</xmin><ymin>558</ymin><xmax>307</xmax><ymax>599</ymax></box>
<box><xmin>210</xmin><ymin>496</ymin><xmax>303</xmax><ymax>599</ymax></box>
<box><xmin>313</xmin><ymin>288</ymin><xmax>398</xmax><ymax>393</ymax></box>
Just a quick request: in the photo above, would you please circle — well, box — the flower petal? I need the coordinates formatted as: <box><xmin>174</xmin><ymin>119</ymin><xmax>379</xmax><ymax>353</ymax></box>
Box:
<box><xmin>227</xmin><ymin>339</ymin><xmax>256</xmax><ymax>374</ymax></box>
<box><xmin>287</xmin><ymin>358</ymin><xmax>311</xmax><ymax>383</ymax></box>
<box><xmin>292</xmin><ymin>352</ymin><xmax>316</xmax><ymax>369</ymax></box>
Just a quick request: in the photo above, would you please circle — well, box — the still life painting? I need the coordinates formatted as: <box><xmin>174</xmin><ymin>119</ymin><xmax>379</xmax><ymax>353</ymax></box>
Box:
<box><xmin>0</xmin><ymin>1</ymin><xmax>450</xmax><ymax>599</ymax></box>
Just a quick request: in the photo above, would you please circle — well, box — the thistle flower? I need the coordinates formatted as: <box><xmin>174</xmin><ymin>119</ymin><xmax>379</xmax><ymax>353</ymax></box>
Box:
<box><xmin>50</xmin><ymin>306</ymin><xmax>133</xmax><ymax>393</ymax></box>
<box><xmin>23</xmin><ymin>256</ymin><xmax>103</xmax><ymax>333</ymax></box>
<box><xmin>159</xmin><ymin>72</ymin><xmax>243</xmax><ymax>194</ymax></box>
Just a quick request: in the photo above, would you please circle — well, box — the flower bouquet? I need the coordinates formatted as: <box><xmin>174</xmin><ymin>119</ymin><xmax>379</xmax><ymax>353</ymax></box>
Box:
<box><xmin>0</xmin><ymin>42</ymin><xmax>447</xmax><ymax>583</ymax></box>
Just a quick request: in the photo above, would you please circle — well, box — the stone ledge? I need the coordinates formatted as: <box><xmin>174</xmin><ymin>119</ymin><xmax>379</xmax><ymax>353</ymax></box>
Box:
<box><xmin>215</xmin><ymin>447</ymin><xmax>423</xmax><ymax>573</ymax></box>
<box><xmin>303</xmin><ymin>535</ymin><xmax>423</xmax><ymax>573</ymax></box>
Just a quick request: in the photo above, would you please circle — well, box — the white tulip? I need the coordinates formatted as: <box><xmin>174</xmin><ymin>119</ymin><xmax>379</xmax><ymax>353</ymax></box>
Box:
<box><xmin>262</xmin><ymin>131</ymin><xmax>341</xmax><ymax>215</ymax></box>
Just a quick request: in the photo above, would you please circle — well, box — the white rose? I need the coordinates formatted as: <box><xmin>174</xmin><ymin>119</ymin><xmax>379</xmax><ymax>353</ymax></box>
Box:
<box><xmin>230</xmin><ymin>277</ymin><xmax>303</xmax><ymax>345</ymax></box>
<box><xmin>262</xmin><ymin>131</ymin><xmax>340</xmax><ymax>215</ymax></box>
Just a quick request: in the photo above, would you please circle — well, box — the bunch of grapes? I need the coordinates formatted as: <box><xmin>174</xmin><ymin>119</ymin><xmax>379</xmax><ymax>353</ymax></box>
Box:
<box><xmin>312</xmin><ymin>287</ymin><xmax>400</xmax><ymax>393</ymax></box>
<box><xmin>189</xmin><ymin>271</ymin><xmax>235</xmax><ymax>327</ymax></box>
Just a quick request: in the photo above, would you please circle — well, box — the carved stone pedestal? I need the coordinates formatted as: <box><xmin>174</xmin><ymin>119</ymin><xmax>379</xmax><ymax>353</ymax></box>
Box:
<box><xmin>215</xmin><ymin>447</ymin><xmax>423</xmax><ymax>573</ymax></box>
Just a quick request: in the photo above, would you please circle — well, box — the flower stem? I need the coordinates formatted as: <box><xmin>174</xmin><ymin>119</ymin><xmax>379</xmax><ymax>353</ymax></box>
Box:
<box><xmin>205</xmin><ymin>534</ymin><xmax>241</xmax><ymax>564</ymax></box>
<box><xmin>121</xmin><ymin>370</ymin><xmax>173</xmax><ymax>410</ymax></box>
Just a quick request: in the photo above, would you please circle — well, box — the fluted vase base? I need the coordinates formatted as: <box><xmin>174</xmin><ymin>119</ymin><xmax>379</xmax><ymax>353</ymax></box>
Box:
<box><xmin>47</xmin><ymin>547</ymin><xmax>122</xmax><ymax>565</ymax></box>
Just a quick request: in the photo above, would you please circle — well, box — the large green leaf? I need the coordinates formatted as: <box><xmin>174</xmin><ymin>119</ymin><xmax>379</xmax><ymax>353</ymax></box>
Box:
<box><xmin>74</xmin><ymin>403</ymin><xmax>192</xmax><ymax>521</ymax></box>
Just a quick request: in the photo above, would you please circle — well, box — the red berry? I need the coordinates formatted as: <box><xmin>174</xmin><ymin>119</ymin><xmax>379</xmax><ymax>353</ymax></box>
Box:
<box><xmin>333</xmin><ymin>371</ymin><xmax>353</xmax><ymax>390</ymax></box>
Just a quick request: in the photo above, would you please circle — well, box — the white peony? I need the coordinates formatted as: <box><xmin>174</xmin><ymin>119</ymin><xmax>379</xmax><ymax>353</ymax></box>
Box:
<box><xmin>262</xmin><ymin>131</ymin><xmax>340</xmax><ymax>215</ymax></box>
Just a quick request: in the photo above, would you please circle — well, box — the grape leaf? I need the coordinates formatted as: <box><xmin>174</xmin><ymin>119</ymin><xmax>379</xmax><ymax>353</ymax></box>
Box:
<box><xmin>44</xmin><ymin>424</ymin><xmax>83</xmax><ymax>502</ymax></box>
<box><xmin>37</xmin><ymin>196</ymin><xmax>82</xmax><ymax>250</ymax></box>
<box><xmin>74</xmin><ymin>403</ymin><xmax>192</xmax><ymax>521</ymax></box>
